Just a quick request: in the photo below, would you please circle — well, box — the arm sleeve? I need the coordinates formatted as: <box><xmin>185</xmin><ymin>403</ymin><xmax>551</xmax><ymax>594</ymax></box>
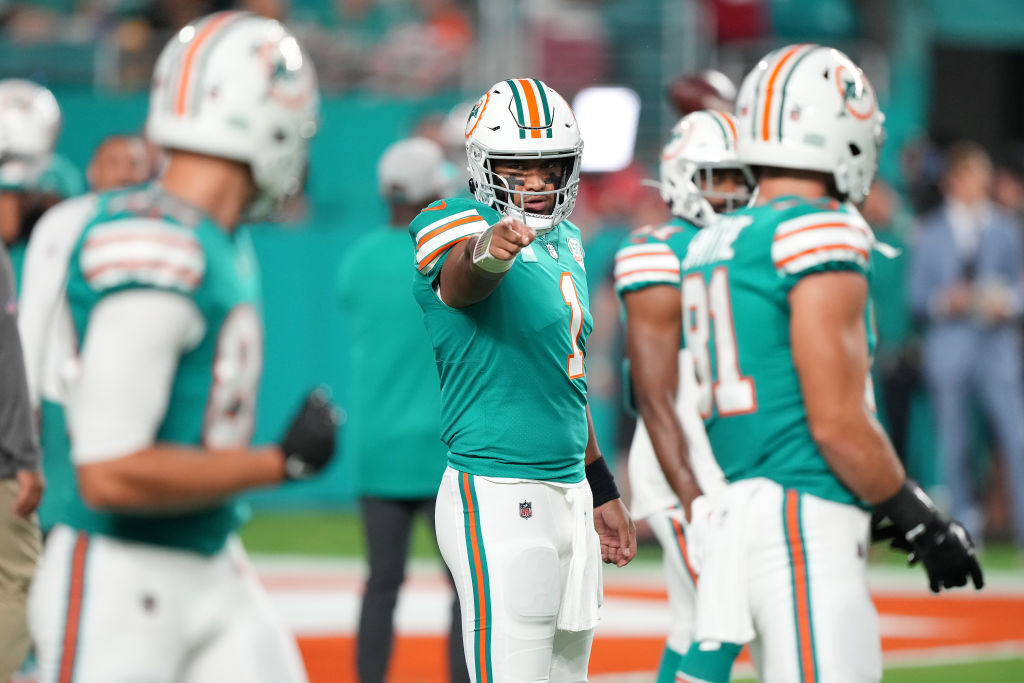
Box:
<box><xmin>66</xmin><ymin>289</ymin><xmax>205</xmax><ymax>464</ymax></box>
<box><xmin>19</xmin><ymin>193</ymin><xmax>99</xmax><ymax>408</ymax></box>
<box><xmin>772</xmin><ymin>209</ymin><xmax>873</xmax><ymax>289</ymax></box>
<box><xmin>0</xmin><ymin>246</ymin><xmax>41</xmax><ymax>472</ymax></box>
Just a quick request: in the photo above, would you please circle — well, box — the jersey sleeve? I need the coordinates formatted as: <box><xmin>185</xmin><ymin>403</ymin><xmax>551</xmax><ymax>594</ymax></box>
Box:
<box><xmin>409</xmin><ymin>200</ymin><xmax>490</xmax><ymax>276</ymax></box>
<box><xmin>78</xmin><ymin>217</ymin><xmax>205</xmax><ymax>296</ymax></box>
<box><xmin>771</xmin><ymin>209</ymin><xmax>873</xmax><ymax>285</ymax></box>
<box><xmin>613</xmin><ymin>229</ymin><xmax>683</xmax><ymax>296</ymax></box>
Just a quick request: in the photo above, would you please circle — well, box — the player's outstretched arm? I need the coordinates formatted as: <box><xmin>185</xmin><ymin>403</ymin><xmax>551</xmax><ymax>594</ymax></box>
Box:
<box><xmin>438</xmin><ymin>216</ymin><xmax>535</xmax><ymax>308</ymax></box>
<box><xmin>791</xmin><ymin>270</ymin><xmax>982</xmax><ymax>592</ymax></box>
<box><xmin>584</xmin><ymin>406</ymin><xmax>636</xmax><ymax>566</ymax></box>
<box><xmin>623</xmin><ymin>285</ymin><xmax>702</xmax><ymax>516</ymax></box>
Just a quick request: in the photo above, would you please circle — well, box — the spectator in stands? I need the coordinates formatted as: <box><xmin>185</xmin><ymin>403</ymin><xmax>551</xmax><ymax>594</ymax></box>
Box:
<box><xmin>87</xmin><ymin>134</ymin><xmax>152</xmax><ymax>192</ymax></box>
<box><xmin>909</xmin><ymin>142</ymin><xmax>1024</xmax><ymax>548</ymax></box>
<box><xmin>336</xmin><ymin>137</ymin><xmax>468</xmax><ymax>683</ymax></box>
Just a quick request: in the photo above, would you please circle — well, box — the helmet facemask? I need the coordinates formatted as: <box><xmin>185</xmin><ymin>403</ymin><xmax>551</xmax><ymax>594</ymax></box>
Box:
<box><xmin>664</xmin><ymin>160</ymin><xmax>755</xmax><ymax>226</ymax></box>
<box><xmin>468</xmin><ymin>141</ymin><xmax>582</xmax><ymax>233</ymax></box>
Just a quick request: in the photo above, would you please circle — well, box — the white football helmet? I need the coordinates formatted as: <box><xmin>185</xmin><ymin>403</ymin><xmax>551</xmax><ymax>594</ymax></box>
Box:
<box><xmin>465</xmin><ymin>78</ymin><xmax>583</xmax><ymax>232</ymax></box>
<box><xmin>0</xmin><ymin>79</ymin><xmax>61</xmax><ymax>191</ymax></box>
<box><xmin>146</xmin><ymin>11</ymin><xmax>320</xmax><ymax>220</ymax></box>
<box><xmin>735</xmin><ymin>44</ymin><xmax>885</xmax><ymax>204</ymax></box>
<box><xmin>659</xmin><ymin>110</ymin><xmax>753</xmax><ymax>226</ymax></box>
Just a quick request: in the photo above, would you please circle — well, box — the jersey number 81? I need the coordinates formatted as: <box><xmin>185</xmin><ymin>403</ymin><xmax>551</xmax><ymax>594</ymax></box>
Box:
<box><xmin>682</xmin><ymin>267</ymin><xmax>756</xmax><ymax>418</ymax></box>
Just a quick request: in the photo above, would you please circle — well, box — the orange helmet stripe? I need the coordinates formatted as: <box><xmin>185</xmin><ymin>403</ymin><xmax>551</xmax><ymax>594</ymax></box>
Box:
<box><xmin>517</xmin><ymin>78</ymin><xmax>543</xmax><ymax>139</ymax></box>
<box><xmin>174</xmin><ymin>12</ymin><xmax>241</xmax><ymax>116</ymax></box>
<box><xmin>760</xmin><ymin>44</ymin><xmax>809</xmax><ymax>141</ymax></box>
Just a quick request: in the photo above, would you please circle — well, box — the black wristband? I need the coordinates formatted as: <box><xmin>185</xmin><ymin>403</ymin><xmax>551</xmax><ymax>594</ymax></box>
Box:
<box><xmin>874</xmin><ymin>479</ymin><xmax>939</xmax><ymax>542</ymax></box>
<box><xmin>585</xmin><ymin>457</ymin><xmax>620</xmax><ymax>507</ymax></box>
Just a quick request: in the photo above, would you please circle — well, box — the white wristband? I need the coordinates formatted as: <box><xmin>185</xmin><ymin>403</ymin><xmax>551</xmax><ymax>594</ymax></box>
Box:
<box><xmin>472</xmin><ymin>225</ymin><xmax>515</xmax><ymax>273</ymax></box>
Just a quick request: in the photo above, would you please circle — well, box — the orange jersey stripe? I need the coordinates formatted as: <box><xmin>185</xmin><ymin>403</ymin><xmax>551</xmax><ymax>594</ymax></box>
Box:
<box><xmin>785</xmin><ymin>491</ymin><xmax>817</xmax><ymax>682</ymax></box>
<box><xmin>614</xmin><ymin>249</ymin><xmax>674</xmax><ymax>262</ymax></box>
<box><xmin>84</xmin><ymin>260</ymin><xmax>202</xmax><ymax>286</ymax></box>
<box><xmin>85</xmin><ymin>233</ymin><xmax>201</xmax><ymax>251</ymax></box>
<box><xmin>175</xmin><ymin>12</ymin><xmax>238</xmax><ymax>116</ymax></box>
<box><xmin>422</xmin><ymin>200</ymin><xmax>448</xmax><ymax>212</ymax></box>
<box><xmin>517</xmin><ymin>79</ymin><xmax>542</xmax><ymax>139</ymax></box>
<box><xmin>761</xmin><ymin>46</ymin><xmax>804</xmax><ymax>141</ymax></box>
<box><xmin>462</xmin><ymin>473</ymin><xmax>489</xmax><ymax>683</ymax></box>
<box><xmin>774</xmin><ymin>244</ymin><xmax>869</xmax><ymax>268</ymax></box>
<box><xmin>58</xmin><ymin>533</ymin><xmax>90</xmax><ymax>683</ymax></box>
<box><xmin>616</xmin><ymin>267</ymin><xmax>680</xmax><ymax>279</ymax></box>
<box><xmin>416</xmin><ymin>215</ymin><xmax>481</xmax><ymax>249</ymax></box>
<box><xmin>772</xmin><ymin>221</ymin><xmax>870</xmax><ymax>242</ymax></box>
<box><xmin>419</xmin><ymin>235</ymin><xmax>473</xmax><ymax>270</ymax></box>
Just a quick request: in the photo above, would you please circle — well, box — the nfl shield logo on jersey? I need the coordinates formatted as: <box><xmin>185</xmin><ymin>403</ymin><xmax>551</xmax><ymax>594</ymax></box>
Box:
<box><xmin>519</xmin><ymin>501</ymin><xmax>532</xmax><ymax>519</ymax></box>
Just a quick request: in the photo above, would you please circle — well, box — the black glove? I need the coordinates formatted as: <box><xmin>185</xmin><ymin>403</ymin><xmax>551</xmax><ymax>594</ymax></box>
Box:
<box><xmin>279</xmin><ymin>389</ymin><xmax>340</xmax><ymax>480</ymax></box>
<box><xmin>873</xmin><ymin>480</ymin><xmax>984</xmax><ymax>593</ymax></box>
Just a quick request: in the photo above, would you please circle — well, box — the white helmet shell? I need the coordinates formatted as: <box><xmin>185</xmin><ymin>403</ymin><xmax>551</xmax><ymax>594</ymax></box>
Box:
<box><xmin>0</xmin><ymin>79</ymin><xmax>61</xmax><ymax>190</ymax></box>
<box><xmin>735</xmin><ymin>44</ymin><xmax>885</xmax><ymax>204</ymax></box>
<box><xmin>659</xmin><ymin>110</ymin><xmax>753</xmax><ymax>226</ymax></box>
<box><xmin>146</xmin><ymin>11</ymin><xmax>320</xmax><ymax>220</ymax></box>
<box><xmin>464</xmin><ymin>78</ymin><xmax>583</xmax><ymax>233</ymax></box>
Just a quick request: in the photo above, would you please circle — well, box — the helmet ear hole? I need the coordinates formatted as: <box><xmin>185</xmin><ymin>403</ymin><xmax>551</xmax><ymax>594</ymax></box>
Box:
<box><xmin>848</xmin><ymin>143</ymin><xmax>861</xmax><ymax>157</ymax></box>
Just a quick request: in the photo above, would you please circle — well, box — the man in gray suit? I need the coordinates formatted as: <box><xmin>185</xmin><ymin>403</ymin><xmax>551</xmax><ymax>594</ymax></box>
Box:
<box><xmin>909</xmin><ymin>142</ymin><xmax>1024</xmax><ymax>548</ymax></box>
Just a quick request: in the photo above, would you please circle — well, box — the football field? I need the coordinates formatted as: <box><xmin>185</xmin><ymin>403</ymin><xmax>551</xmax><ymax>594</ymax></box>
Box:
<box><xmin>242</xmin><ymin>511</ymin><xmax>1024</xmax><ymax>682</ymax></box>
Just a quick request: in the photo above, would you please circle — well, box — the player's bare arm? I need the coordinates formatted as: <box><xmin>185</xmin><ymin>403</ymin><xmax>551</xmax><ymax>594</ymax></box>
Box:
<box><xmin>790</xmin><ymin>270</ymin><xmax>904</xmax><ymax>502</ymax></box>
<box><xmin>585</xmin><ymin>406</ymin><xmax>637</xmax><ymax>567</ymax></box>
<box><xmin>438</xmin><ymin>215</ymin><xmax>535</xmax><ymax>307</ymax></box>
<box><xmin>792</xmin><ymin>270</ymin><xmax>982</xmax><ymax>591</ymax></box>
<box><xmin>623</xmin><ymin>285</ymin><xmax>703</xmax><ymax>515</ymax></box>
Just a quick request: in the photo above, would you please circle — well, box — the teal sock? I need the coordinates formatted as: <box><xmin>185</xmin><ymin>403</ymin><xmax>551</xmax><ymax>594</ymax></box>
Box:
<box><xmin>677</xmin><ymin>641</ymin><xmax>742</xmax><ymax>683</ymax></box>
<box><xmin>656</xmin><ymin>646</ymin><xmax>684</xmax><ymax>683</ymax></box>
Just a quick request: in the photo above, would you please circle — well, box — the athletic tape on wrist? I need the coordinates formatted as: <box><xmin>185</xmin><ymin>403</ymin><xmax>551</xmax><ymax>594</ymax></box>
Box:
<box><xmin>472</xmin><ymin>224</ymin><xmax>515</xmax><ymax>273</ymax></box>
<box><xmin>586</xmin><ymin>457</ymin><xmax>620</xmax><ymax>507</ymax></box>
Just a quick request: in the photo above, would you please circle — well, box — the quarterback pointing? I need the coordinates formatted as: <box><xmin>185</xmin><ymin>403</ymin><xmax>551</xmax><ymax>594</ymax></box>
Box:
<box><xmin>676</xmin><ymin>46</ymin><xmax>982</xmax><ymax>683</ymax></box>
<box><xmin>27</xmin><ymin>12</ymin><xmax>337</xmax><ymax>683</ymax></box>
<box><xmin>410</xmin><ymin>78</ymin><xmax>636</xmax><ymax>682</ymax></box>
<box><xmin>615</xmin><ymin>110</ymin><xmax>751</xmax><ymax>682</ymax></box>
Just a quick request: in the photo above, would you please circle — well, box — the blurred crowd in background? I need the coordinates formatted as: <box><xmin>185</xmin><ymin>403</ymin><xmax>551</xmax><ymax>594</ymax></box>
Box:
<box><xmin>3</xmin><ymin>0</ymin><xmax>1024</xmax><ymax>549</ymax></box>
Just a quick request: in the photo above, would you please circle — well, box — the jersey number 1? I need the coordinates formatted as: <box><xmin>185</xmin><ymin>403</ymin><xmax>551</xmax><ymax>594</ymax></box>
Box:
<box><xmin>682</xmin><ymin>267</ymin><xmax>756</xmax><ymax>418</ymax></box>
<box><xmin>560</xmin><ymin>272</ymin><xmax>585</xmax><ymax>379</ymax></box>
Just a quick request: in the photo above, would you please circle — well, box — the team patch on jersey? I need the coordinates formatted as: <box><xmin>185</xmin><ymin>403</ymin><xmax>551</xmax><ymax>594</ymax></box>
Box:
<box><xmin>568</xmin><ymin>237</ymin><xmax>585</xmax><ymax>268</ymax></box>
<box><xmin>771</xmin><ymin>211</ymin><xmax>872</xmax><ymax>277</ymax></box>
<box><xmin>414</xmin><ymin>209</ymin><xmax>488</xmax><ymax>274</ymax></box>
<box><xmin>80</xmin><ymin>218</ymin><xmax>205</xmax><ymax>292</ymax></box>
<box><xmin>613</xmin><ymin>242</ymin><xmax>681</xmax><ymax>292</ymax></box>
<box><xmin>519</xmin><ymin>500</ymin><xmax>532</xmax><ymax>519</ymax></box>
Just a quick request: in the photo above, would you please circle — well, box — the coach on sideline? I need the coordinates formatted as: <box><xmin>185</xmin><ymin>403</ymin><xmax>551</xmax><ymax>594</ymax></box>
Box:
<box><xmin>336</xmin><ymin>136</ymin><xmax>468</xmax><ymax>683</ymax></box>
<box><xmin>0</xmin><ymin>235</ymin><xmax>42</xmax><ymax>681</ymax></box>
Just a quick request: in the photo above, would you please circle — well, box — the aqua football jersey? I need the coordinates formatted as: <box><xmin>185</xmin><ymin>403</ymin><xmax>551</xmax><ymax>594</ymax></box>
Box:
<box><xmin>680</xmin><ymin>196</ymin><xmax>875</xmax><ymax>506</ymax></box>
<box><xmin>55</xmin><ymin>185</ymin><xmax>261</xmax><ymax>555</ymax></box>
<box><xmin>613</xmin><ymin>217</ymin><xmax>701</xmax><ymax>413</ymax></box>
<box><xmin>409</xmin><ymin>197</ymin><xmax>593</xmax><ymax>483</ymax></box>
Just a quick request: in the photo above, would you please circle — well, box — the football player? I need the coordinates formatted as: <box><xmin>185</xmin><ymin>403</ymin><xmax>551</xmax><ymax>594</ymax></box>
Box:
<box><xmin>26</xmin><ymin>12</ymin><xmax>338</xmax><ymax>683</ymax></box>
<box><xmin>409</xmin><ymin>78</ymin><xmax>636</xmax><ymax>681</ymax></box>
<box><xmin>676</xmin><ymin>45</ymin><xmax>983</xmax><ymax>683</ymax></box>
<box><xmin>614</xmin><ymin>110</ymin><xmax>751</xmax><ymax>682</ymax></box>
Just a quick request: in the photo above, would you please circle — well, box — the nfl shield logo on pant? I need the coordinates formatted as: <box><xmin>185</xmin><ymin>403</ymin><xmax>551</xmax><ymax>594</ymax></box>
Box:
<box><xmin>519</xmin><ymin>501</ymin><xmax>532</xmax><ymax>519</ymax></box>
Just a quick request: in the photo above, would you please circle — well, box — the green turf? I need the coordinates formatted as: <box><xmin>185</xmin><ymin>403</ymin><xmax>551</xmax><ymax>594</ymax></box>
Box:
<box><xmin>734</xmin><ymin>657</ymin><xmax>1024</xmax><ymax>682</ymax></box>
<box><xmin>242</xmin><ymin>511</ymin><xmax>1023</xmax><ymax>680</ymax></box>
